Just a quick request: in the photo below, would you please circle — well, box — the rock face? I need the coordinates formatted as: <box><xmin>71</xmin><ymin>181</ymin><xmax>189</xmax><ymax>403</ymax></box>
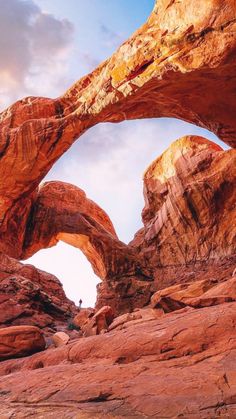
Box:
<box><xmin>131</xmin><ymin>136</ymin><xmax>236</xmax><ymax>267</ymax></box>
<box><xmin>0</xmin><ymin>326</ymin><xmax>45</xmax><ymax>361</ymax></box>
<box><xmin>0</xmin><ymin>252</ymin><xmax>76</xmax><ymax>331</ymax></box>
<box><xmin>0</xmin><ymin>136</ymin><xmax>234</xmax><ymax>316</ymax></box>
<box><xmin>98</xmin><ymin>135</ymin><xmax>235</xmax><ymax>312</ymax></box>
<box><xmin>0</xmin><ymin>0</ymin><xmax>236</xmax><ymax>242</ymax></box>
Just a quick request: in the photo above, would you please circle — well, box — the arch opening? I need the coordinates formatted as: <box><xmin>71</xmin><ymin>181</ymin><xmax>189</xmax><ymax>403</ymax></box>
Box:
<box><xmin>21</xmin><ymin>117</ymin><xmax>230</xmax><ymax>309</ymax></box>
<box><xmin>25</xmin><ymin>242</ymin><xmax>101</xmax><ymax>307</ymax></box>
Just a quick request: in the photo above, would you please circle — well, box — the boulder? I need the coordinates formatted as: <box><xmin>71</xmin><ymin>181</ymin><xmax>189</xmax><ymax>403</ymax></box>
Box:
<box><xmin>190</xmin><ymin>276</ymin><xmax>236</xmax><ymax>308</ymax></box>
<box><xmin>151</xmin><ymin>279</ymin><xmax>217</xmax><ymax>311</ymax></box>
<box><xmin>73</xmin><ymin>308</ymin><xmax>95</xmax><ymax>329</ymax></box>
<box><xmin>82</xmin><ymin>306</ymin><xmax>114</xmax><ymax>337</ymax></box>
<box><xmin>151</xmin><ymin>277</ymin><xmax>236</xmax><ymax>312</ymax></box>
<box><xmin>52</xmin><ymin>332</ymin><xmax>70</xmax><ymax>348</ymax></box>
<box><xmin>0</xmin><ymin>326</ymin><xmax>45</xmax><ymax>360</ymax></box>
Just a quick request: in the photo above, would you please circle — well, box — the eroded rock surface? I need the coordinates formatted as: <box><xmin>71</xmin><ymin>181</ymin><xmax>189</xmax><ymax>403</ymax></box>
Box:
<box><xmin>0</xmin><ymin>252</ymin><xmax>76</xmax><ymax>331</ymax></box>
<box><xmin>0</xmin><ymin>0</ymin><xmax>235</xmax><ymax>314</ymax></box>
<box><xmin>0</xmin><ymin>325</ymin><xmax>45</xmax><ymax>361</ymax></box>
<box><xmin>131</xmin><ymin>136</ymin><xmax>236</xmax><ymax>267</ymax></box>
<box><xmin>1</xmin><ymin>298</ymin><xmax>236</xmax><ymax>417</ymax></box>
<box><xmin>0</xmin><ymin>0</ymin><xmax>236</xmax><ymax>232</ymax></box>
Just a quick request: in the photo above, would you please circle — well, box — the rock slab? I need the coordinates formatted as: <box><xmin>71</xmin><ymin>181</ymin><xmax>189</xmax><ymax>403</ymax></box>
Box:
<box><xmin>0</xmin><ymin>326</ymin><xmax>45</xmax><ymax>361</ymax></box>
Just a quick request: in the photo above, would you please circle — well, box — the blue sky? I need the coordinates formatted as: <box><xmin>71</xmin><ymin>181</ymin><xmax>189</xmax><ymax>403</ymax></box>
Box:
<box><xmin>34</xmin><ymin>0</ymin><xmax>155</xmax><ymax>88</ymax></box>
<box><xmin>0</xmin><ymin>0</ymin><xmax>227</xmax><ymax>307</ymax></box>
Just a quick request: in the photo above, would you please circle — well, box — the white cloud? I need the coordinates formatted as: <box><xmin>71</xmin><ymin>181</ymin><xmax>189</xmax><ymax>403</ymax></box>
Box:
<box><xmin>100</xmin><ymin>24</ymin><xmax>124</xmax><ymax>48</ymax></box>
<box><xmin>0</xmin><ymin>0</ymin><xmax>74</xmax><ymax>108</ymax></box>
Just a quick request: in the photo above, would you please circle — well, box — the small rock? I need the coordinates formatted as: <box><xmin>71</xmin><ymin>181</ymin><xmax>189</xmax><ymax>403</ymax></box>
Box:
<box><xmin>52</xmin><ymin>332</ymin><xmax>70</xmax><ymax>347</ymax></box>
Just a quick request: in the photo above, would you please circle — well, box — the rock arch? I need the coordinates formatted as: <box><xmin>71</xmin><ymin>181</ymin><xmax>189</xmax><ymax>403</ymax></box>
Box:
<box><xmin>0</xmin><ymin>0</ymin><xmax>235</xmax><ymax>312</ymax></box>
<box><xmin>0</xmin><ymin>0</ymin><xmax>236</xmax><ymax>227</ymax></box>
<box><xmin>0</xmin><ymin>181</ymin><xmax>151</xmax><ymax>283</ymax></box>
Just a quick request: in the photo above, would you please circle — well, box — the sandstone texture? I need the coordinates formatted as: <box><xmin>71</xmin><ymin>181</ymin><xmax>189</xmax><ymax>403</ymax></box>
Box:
<box><xmin>131</xmin><ymin>136</ymin><xmax>236</xmax><ymax>267</ymax></box>
<box><xmin>0</xmin><ymin>0</ymin><xmax>235</xmax><ymax>230</ymax></box>
<box><xmin>0</xmin><ymin>325</ymin><xmax>45</xmax><ymax>361</ymax></box>
<box><xmin>52</xmin><ymin>332</ymin><xmax>70</xmax><ymax>348</ymax></box>
<box><xmin>0</xmin><ymin>0</ymin><xmax>234</xmax><ymax>313</ymax></box>
<box><xmin>0</xmin><ymin>252</ymin><xmax>76</xmax><ymax>331</ymax></box>
<box><xmin>0</xmin><ymin>0</ymin><xmax>235</xmax><ymax>418</ymax></box>
<box><xmin>0</xmin><ymin>296</ymin><xmax>236</xmax><ymax>417</ymax></box>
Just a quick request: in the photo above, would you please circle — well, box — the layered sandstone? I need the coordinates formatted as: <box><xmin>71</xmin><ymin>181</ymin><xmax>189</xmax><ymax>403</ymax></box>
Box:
<box><xmin>131</xmin><ymin>136</ymin><xmax>236</xmax><ymax>267</ymax></box>
<box><xmin>0</xmin><ymin>0</ymin><xmax>235</xmax><ymax>314</ymax></box>
<box><xmin>0</xmin><ymin>326</ymin><xmax>45</xmax><ymax>361</ymax></box>
<box><xmin>0</xmin><ymin>137</ymin><xmax>234</xmax><ymax>316</ymax></box>
<box><xmin>1</xmin><ymin>293</ymin><xmax>236</xmax><ymax>417</ymax></box>
<box><xmin>0</xmin><ymin>0</ymin><xmax>236</xmax><ymax>239</ymax></box>
<box><xmin>0</xmin><ymin>252</ymin><xmax>76</xmax><ymax>330</ymax></box>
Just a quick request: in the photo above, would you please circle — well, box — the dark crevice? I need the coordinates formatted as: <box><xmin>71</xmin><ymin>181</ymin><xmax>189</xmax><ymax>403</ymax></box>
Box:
<box><xmin>127</xmin><ymin>59</ymin><xmax>154</xmax><ymax>81</ymax></box>
<box><xmin>186</xmin><ymin>18</ymin><xmax>236</xmax><ymax>43</ymax></box>
<box><xmin>0</xmin><ymin>134</ymin><xmax>10</xmax><ymax>159</ymax></box>
<box><xmin>48</xmin><ymin>124</ymin><xmax>64</xmax><ymax>154</ymax></box>
<box><xmin>79</xmin><ymin>392</ymin><xmax>113</xmax><ymax>403</ymax></box>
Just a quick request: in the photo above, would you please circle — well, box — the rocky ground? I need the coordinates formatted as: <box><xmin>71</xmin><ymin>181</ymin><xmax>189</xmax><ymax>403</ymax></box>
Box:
<box><xmin>1</xmin><ymin>269</ymin><xmax>236</xmax><ymax>418</ymax></box>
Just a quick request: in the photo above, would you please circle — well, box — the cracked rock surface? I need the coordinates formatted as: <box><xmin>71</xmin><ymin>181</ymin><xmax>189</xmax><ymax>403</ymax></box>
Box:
<box><xmin>1</xmin><ymin>299</ymin><xmax>236</xmax><ymax>418</ymax></box>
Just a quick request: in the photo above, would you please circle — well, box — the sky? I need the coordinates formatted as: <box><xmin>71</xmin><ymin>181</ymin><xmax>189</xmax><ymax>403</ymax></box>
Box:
<box><xmin>0</xmin><ymin>0</ymin><xmax>227</xmax><ymax>307</ymax></box>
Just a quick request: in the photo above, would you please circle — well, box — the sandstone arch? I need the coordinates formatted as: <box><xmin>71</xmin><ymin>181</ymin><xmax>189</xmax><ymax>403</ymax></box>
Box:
<box><xmin>0</xmin><ymin>181</ymin><xmax>151</xmax><ymax>283</ymax></box>
<box><xmin>0</xmin><ymin>0</ymin><xmax>236</xmax><ymax>231</ymax></box>
<box><xmin>0</xmin><ymin>0</ymin><xmax>235</xmax><ymax>312</ymax></box>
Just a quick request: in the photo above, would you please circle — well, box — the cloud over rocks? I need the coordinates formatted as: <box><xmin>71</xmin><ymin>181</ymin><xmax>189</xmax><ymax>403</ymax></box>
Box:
<box><xmin>0</xmin><ymin>0</ymin><xmax>74</xmax><ymax>109</ymax></box>
<box><xmin>100</xmin><ymin>24</ymin><xmax>123</xmax><ymax>48</ymax></box>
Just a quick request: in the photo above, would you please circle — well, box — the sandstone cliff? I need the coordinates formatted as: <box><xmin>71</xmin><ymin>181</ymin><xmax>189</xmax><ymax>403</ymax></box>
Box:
<box><xmin>0</xmin><ymin>252</ymin><xmax>76</xmax><ymax>331</ymax></box>
<box><xmin>131</xmin><ymin>136</ymin><xmax>235</xmax><ymax>266</ymax></box>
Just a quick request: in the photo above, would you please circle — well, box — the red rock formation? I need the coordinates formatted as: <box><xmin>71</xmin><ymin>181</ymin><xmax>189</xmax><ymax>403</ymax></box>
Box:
<box><xmin>0</xmin><ymin>0</ymin><xmax>236</xmax><ymax>237</ymax></box>
<box><xmin>0</xmin><ymin>180</ymin><xmax>152</xmax><ymax>281</ymax></box>
<box><xmin>0</xmin><ymin>326</ymin><xmax>45</xmax><ymax>361</ymax></box>
<box><xmin>0</xmin><ymin>135</ymin><xmax>234</xmax><ymax>316</ymax></box>
<box><xmin>20</xmin><ymin>181</ymin><xmax>150</xmax><ymax>282</ymax></box>
<box><xmin>131</xmin><ymin>136</ymin><xmax>236</xmax><ymax>269</ymax></box>
<box><xmin>0</xmin><ymin>0</ymin><xmax>235</xmax><ymax>316</ymax></box>
<box><xmin>0</xmin><ymin>252</ymin><xmax>76</xmax><ymax>331</ymax></box>
<box><xmin>1</xmin><ymin>297</ymin><xmax>236</xmax><ymax>417</ymax></box>
<box><xmin>0</xmin><ymin>179</ymin><xmax>154</xmax><ymax>316</ymax></box>
<box><xmin>151</xmin><ymin>275</ymin><xmax>236</xmax><ymax>312</ymax></box>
